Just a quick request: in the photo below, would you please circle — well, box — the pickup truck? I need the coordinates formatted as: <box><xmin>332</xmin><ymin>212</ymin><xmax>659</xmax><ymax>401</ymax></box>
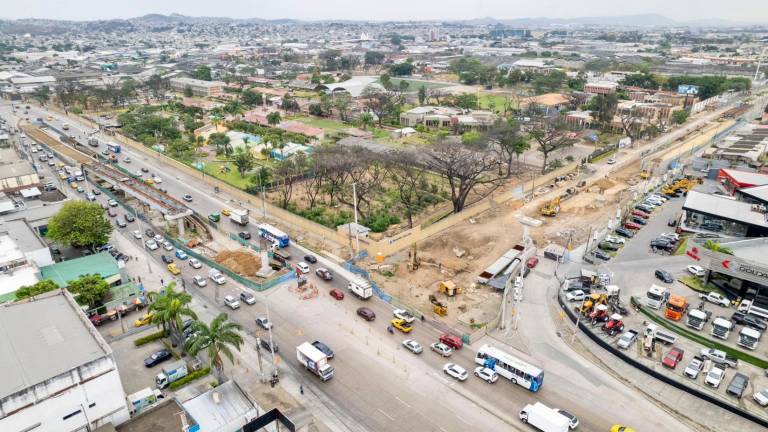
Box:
<box><xmin>699</xmin><ymin>292</ymin><xmax>730</xmax><ymax>307</ymax></box>
<box><xmin>700</xmin><ymin>348</ymin><xmax>738</xmax><ymax>368</ymax></box>
<box><xmin>684</xmin><ymin>356</ymin><xmax>705</xmax><ymax>379</ymax></box>
<box><xmin>617</xmin><ymin>329</ymin><xmax>638</xmax><ymax>349</ymax></box>
<box><xmin>393</xmin><ymin>308</ymin><xmax>416</xmax><ymax>324</ymax></box>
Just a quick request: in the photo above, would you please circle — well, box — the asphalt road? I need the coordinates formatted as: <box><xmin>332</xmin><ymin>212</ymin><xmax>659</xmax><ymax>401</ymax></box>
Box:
<box><xmin>3</xmin><ymin>101</ymin><xmax>699</xmax><ymax>432</ymax></box>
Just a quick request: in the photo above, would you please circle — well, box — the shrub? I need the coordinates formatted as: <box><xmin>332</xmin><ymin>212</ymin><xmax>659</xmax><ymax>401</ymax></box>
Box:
<box><xmin>134</xmin><ymin>330</ymin><xmax>166</xmax><ymax>347</ymax></box>
<box><xmin>170</xmin><ymin>367</ymin><xmax>211</xmax><ymax>390</ymax></box>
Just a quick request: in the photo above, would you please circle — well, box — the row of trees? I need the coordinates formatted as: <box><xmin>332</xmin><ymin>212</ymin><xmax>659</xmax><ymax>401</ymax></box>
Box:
<box><xmin>621</xmin><ymin>70</ymin><xmax>751</xmax><ymax>100</ymax></box>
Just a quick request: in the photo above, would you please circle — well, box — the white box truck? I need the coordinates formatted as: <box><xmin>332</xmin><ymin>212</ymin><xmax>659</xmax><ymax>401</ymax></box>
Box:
<box><xmin>297</xmin><ymin>342</ymin><xmax>334</xmax><ymax>381</ymax></box>
<box><xmin>127</xmin><ymin>387</ymin><xmax>164</xmax><ymax>414</ymax></box>
<box><xmin>519</xmin><ymin>402</ymin><xmax>569</xmax><ymax>432</ymax></box>
<box><xmin>347</xmin><ymin>277</ymin><xmax>373</xmax><ymax>300</ymax></box>
<box><xmin>645</xmin><ymin>285</ymin><xmax>669</xmax><ymax>310</ymax></box>
<box><xmin>155</xmin><ymin>360</ymin><xmax>189</xmax><ymax>389</ymax></box>
<box><xmin>230</xmin><ymin>208</ymin><xmax>249</xmax><ymax>226</ymax></box>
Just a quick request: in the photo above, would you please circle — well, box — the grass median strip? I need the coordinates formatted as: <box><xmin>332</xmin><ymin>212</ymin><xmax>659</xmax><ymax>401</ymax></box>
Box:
<box><xmin>631</xmin><ymin>296</ymin><xmax>768</xmax><ymax>369</ymax></box>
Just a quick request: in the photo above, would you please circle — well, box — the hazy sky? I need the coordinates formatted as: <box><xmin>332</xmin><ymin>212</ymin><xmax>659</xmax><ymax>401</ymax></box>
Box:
<box><xmin>1</xmin><ymin>0</ymin><xmax>767</xmax><ymax>23</ymax></box>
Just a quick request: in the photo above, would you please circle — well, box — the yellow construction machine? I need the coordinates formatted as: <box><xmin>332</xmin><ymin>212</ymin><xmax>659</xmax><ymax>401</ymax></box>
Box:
<box><xmin>539</xmin><ymin>196</ymin><xmax>561</xmax><ymax>217</ymax></box>
<box><xmin>439</xmin><ymin>280</ymin><xmax>461</xmax><ymax>297</ymax></box>
<box><xmin>577</xmin><ymin>293</ymin><xmax>608</xmax><ymax>315</ymax></box>
<box><xmin>429</xmin><ymin>294</ymin><xmax>447</xmax><ymax>316</ymax></box>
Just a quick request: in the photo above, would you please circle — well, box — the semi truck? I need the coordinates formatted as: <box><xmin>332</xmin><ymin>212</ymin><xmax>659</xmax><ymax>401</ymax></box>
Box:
<box><xmin>664</xmin><ymin>295</ymin><xmax>687</xmax><ymax>321</ymax></box>
<box><xmin>519</xmin><ymin>402</ymin><xmax>570</xmax><ymax>432</ymax></box>
<box><xmin>645</xmin><ymin>285</ymin><xmax>669</xmax><ymax>310</ymax></box>
<box><xmin>711</xmin><ymin>317</ymin><xmax>733</xmax><ymax>340</ymax></box>
<box><xmin>155</xmin><ymin>360</ymin><xmax>189</xmax><ymax>389</ymax></box>
<box><xmin>297</xmin><ymin>342</ymin><xmax>334</xmax><ymax>381</ymax></box>
<box><xmin>738</xmin><ymin>327</ymin><xmax>761</xmax><ymax>350</ymax></box>
<box><xmin>686</xmin><ymin>309</ymin><xmax>710</xmax><ymax>331</ymax></box>
<box><xmin>347</xmin><ymin>277</ymin><xmax>373</xmax><ymax>300</ymax></box>
<box><xmin>230</xmin><ymin>208</ymin><xmax>249</xmax><ymax>226</ymax></box>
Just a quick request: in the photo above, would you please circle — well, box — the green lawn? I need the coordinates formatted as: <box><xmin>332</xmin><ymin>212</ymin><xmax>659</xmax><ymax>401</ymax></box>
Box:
<box><xmin>200</xmin><ymin>161</ymin><xmax>251</xmax><ymax>189</ymax></box>
<box><xmin>289</xmin><ymin>116</ymin><xmax>349</xmax><ymax>132</ymax></box>
<box><xmin>477</xmin><ymin>93</ymin><xmax>516</xmax><ymax>112</ymax></box>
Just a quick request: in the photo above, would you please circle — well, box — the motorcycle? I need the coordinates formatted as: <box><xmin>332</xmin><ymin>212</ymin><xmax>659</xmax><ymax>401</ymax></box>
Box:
<box><xmin>387</xmin><ymin>325</ymin><xmax>394</xmax><ymax>334</ymax></box>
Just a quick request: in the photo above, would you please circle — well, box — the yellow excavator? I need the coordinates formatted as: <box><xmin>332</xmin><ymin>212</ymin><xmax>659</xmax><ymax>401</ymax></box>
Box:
<box><xmin>429</xmin><ymin>294</ymin><xmax>447</xmax><ymax>316</ymax></box>
<box><xmin>577</xmin><ymin>293</ymin><xmax>608</xmax><ymax>315</ymax></box>
<box><xmin>539</xmin><ymin>196</ymin><xmax>561</xmax><ymax>217</ymax></box>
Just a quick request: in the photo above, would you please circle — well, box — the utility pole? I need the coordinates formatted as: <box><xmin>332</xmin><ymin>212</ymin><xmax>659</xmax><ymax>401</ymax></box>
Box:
<box><xmin>582</xmin><ymin>226</ymin><xmax>593</xmax><ymax>260</ymax></box>
<box><xmin>352</xmin><ymin>182</ymin><xmax>360</xmax><ymax>254</ymax></box>
<box><xmin>134</xmin><ymin>206</ymin><xmax>152</xmax><ymax>274</ymax></box>
<box><xmin>571</xmin><ymin>296</ymin><xmax>587</xmax><ymax>344</ymax></box>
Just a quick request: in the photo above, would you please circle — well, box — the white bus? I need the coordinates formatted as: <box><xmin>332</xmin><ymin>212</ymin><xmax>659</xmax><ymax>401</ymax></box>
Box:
<box><xmin>475</xmin><ymin>344</ymin><xmax>544</xmax><ymax>392</ymax></box>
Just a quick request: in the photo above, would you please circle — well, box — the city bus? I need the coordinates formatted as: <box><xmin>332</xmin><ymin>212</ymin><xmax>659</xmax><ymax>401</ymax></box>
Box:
<box><xmin>257</xmin><ymin>224</ymin><xmax>290</xmax><ymax>249</ymax></box>
<box><xmin>106</xmin><ymin>142</ymin><xmax>121</xmax><ymax>153</ymax></box>
<box><xmin>475</xmin><ymin>344</ymin><xmax>544</xmax><ymax>392</ymax></box>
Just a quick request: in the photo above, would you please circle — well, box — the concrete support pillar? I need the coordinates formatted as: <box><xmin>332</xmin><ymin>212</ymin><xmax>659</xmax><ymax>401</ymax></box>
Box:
<box><xmin>177</xmin><ymin>218</ymin><xmax>185</xmax><ymax>237</ymax></box>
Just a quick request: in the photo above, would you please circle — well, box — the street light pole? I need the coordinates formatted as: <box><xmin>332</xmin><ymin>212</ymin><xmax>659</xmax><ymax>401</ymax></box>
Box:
<box><xmin>134</xmin><ymin>206</ymin><xmax>152</xmax><ymax>274</ymax></box>
<box><xmin>352</xmin><ymin>182</ymin><xmax>360</xmax><ymax>254</ymax></box>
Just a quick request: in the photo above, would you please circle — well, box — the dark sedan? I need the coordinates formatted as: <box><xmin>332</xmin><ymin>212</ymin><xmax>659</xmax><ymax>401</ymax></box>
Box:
<box><xmin>259</xmin><ymin>338</ymin><xmax>279</xmax><ymax>353</ymax></box>
<box><xmin>655</xmin><ymin>269</ymin><xmax>674</xmax><ymax>283</ymax></box>
<box><xmin>615</xmin><ymin>227</ymin><xmax>635</xmax><ymax>238</ymax></box>
<box><xmin>312</xmin><ymin>340</ymin><xmax>334</xmax><ymax>359</ymax></box>
<box><xmin>592</xmin><ymin>250</ymin><xmax>611</xmax><ymax>261</ymax></box>
<box><xmin>304</xmin><ymin>254</ymin><xmax>318</xmax><ymax>264</ymax></box>
<box><xmin>144</xmin><ymin>349</ymin><xmax>172</xmax><ymax>367</ymax></box>
<box><xmin>731</xmin><ymin>312</ymin><xmax>768</xmax><ymax>331</ymax></box>
<box><xmin>356</xmin><ymin>307</ymin><xmax>376</xmax><ymax>321</ymax></box>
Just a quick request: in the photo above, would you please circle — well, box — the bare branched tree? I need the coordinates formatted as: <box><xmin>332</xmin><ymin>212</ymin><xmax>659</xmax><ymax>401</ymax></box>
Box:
<box><xmin>528</xmin><ymin>117</ymin><xmax>578</xmax><ymax>174</ymax></box>
<box><xmin>385</xmin><ymin>151</ymin><xmax>426</xmax><ymax>228</ymax></box>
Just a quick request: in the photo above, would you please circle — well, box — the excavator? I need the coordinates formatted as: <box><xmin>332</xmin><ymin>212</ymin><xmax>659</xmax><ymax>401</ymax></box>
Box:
<box><xmin>539</xmin><ymin>196</ymin><xmax>561</xmax><ymax>217</ymax></box>
<box><xmin>429</xmin><ymin>294</ymin><xmax>447</xmax><ymax>316</ymax></box>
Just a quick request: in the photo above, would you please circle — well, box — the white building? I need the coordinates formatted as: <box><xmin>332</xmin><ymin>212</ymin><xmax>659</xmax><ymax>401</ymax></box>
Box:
<box><xmin>0</xmin><ymin>291</ymin><xmax>131</xmax><ymax>431</ymax></box>
<box><xmin>0</xmin><ymin>234</ymin><xmax>41</xmax><ymax>303</ymax></box>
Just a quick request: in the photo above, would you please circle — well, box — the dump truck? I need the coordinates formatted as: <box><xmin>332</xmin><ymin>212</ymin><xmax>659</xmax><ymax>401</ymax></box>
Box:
<box><xmin>297</xmin><ymin>342</ymin><xmax>334</xmax><ymax>381</ymax></box>
<box><xmin>155</xmin><ymin>360</ymin><xmax>189</xmax><ymax>389</ymax></box>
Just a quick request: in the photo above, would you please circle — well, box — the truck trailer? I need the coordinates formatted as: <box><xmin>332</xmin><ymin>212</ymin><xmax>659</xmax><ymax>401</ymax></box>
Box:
<box><xmin>519</xmin><ymin>402</ymin><xmax>569</xmax><ymax>432</ymax></box>
<box><xmin>297</xmin><ymin>342</ymin><xmax>334</xmax><ymax>381</ymax></box>
<box><xmin>347</xmin><ymin>277</ymin><xmax>373</xmax><ymax>300</ymax></box>
<box><xmin>230</xmin><ymin>209</ymin><xmax>249</xmax><ymax>226</ymax></box>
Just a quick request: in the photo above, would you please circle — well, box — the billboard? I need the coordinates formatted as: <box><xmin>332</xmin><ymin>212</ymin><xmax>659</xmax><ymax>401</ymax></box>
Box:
<box><xmin>678</xmin><ymin>85</ymin><xmax>700</xmax><ymax>95</ymax></box>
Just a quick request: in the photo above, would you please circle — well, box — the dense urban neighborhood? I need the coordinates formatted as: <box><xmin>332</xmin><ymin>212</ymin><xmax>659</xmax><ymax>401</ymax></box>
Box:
<box><xmin>1</xmin><ymin>6</ymin><xmax>768</xmax><ymax>432</ymax></box>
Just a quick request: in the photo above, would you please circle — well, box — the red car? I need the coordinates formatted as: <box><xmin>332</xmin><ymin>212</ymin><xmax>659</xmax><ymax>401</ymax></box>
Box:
<box><xmin>624</xmin><ymin>221</ymin><xmax>642</xmax><ymax>230</ymax></box>
<box><xmin>329</xmin><ymin>288</ymin><xmax>344</xmax><ymax>300</ymax></box>
<box><xmin>526</xmin><ymin>257</ymin><xmax>539</xmax><ymax>269</ymax></box>
<box><xmin>662</xmin><ymin>347</ymin><xmax>684</xmax><ymax>369</ymax></box>
<box><xmin>439</xmin><ymin>334</ymin><xmax>463</xmax><ymax>350</ymax></box>
<box><xmin>89</xmin><ymin>314</ymin><xmax>107</xmax><ymax>326</ymax></box>
<box><xmin>631</xmin><ymin>210</ymin><xmax>650</xmax><ymax>219</ymax></box>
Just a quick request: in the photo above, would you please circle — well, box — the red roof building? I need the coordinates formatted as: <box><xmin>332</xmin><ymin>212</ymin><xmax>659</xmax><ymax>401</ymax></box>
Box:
<box><xmin>718</xmin><ymin>168</ymin><xmax>768</xmax><ymax>195</ymax></box>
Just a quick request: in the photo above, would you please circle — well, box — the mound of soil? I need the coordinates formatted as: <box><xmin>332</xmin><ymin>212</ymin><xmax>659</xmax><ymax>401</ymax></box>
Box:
<box><xmin>215</xmin><ymin>250</ymin><xmax>261</xmax><ymax>276</ymax></box>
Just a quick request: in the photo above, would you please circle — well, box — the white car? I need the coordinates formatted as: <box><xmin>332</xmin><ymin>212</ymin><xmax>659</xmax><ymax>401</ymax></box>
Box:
<box><xmin>753</xmin><ymin>389</ymin><xmax>768</xmax><ymax>407</ymax></box>
<box><xmin>152</xmin><ymin>176</ymin><xmax>162</xmax><ymax>183</ymax></box>
<box><xmin>393</xmin><ymin>309</ymin><xmax>416</xmax><ymax>324</ymax></box>
<box><xmin>132</xmin><ymin>230</ymin><xmax>142</xmax><ymax>239</ymax></box>
<box><xmin>193</xmin><ymin>275</ymin><xmax>207</xmax><ymax>287</ymax></box>
<box><xmin>108</xmin><ymin>199</ymin><xmax>118</xmax><ymax>207</ymax></box>
<box><xmin>210</xmin><ymin>272</ymin><xmax>226</xmax><ymax>285</ymax></box>
<box><xmin>687</xmin><ymin>265</ymin><xmax>706</xmax><ymax>277</ymax></box>
<box><xmin>605</xmin><ymin>235</ymin><xmax>626</xmax><ymax>245</ymax></box>
<box><xmin>223</xmin><ymin>295</ymin><xmax>240</xmax><ymax>310</ymax></box>
<box><xmin>402</xmin><ymin>339</ymin><xmax>423</xmax><ymax>354</ymax></box>
<box><xmin>430</xmin><ymin>342</ymin><xmax>453</xmax><ymax>357</ymax></box>
<box><xmin>650</xmin><ymin>194</ymin><xmax>668</xmax><ymax>202</ymax></box>
<box><xmin>162</xmin><ymin>240</ymin><xmax>174</xmax><ymax>251</ymax></box>
<box><xmin>135</xmin><ymin>170</ymin><xmax>143</xmax><ymax>176</ymax></box>
<box><xmin>124</xmin><ymin>157</ymin><xmax>131</xmax><ymax>163</ymax></box>
<box><xmin>256</xmin><ymin>317</ymin><xmax>272</xmax><ymax>330</ymax></box>
<box><xmin>296</xmin><ymin>261</ymin><xmax>310</xmax><ymax>274</ymax></box>
<box><xmin>606</xmin><ymin>158</ymin><xmax>616</xmax><ymax>165</ymax></box>
<box><xmin>153</xmin><ymin>235</ymin><xmax>163</xmax><ymax>243</ymax></box>
<box><xmin>443</xmin><ymin>363</ymin><xmax>468</xmax><ymax>381</ymax></box>
<box><xmin>189</xmin><ymin>258</ymin><xmax>202</xmax><ymax>269</ymax></box>
<box><xmin>145</xmin><ymin>239</ymin><xmax>159</xmax><ymax>250</ymax></box>
<box><xmin>473</xmin><ymin>367</ymin><xmax>498</xmax><ymax>383</ymax></box>
<box><xmin>705</xmin><ymin>365</ymin><xmax>726</xmax><ymax>388</ymax></box>
<box><xmin>566</xmin><ymin>290</ymin><xmax>587</xmax><ymax>302</ymax></box>
<box><xmin>660</xmin><ymin>232</ymin><xmax>680</xmax><ymax>241</ymax></box>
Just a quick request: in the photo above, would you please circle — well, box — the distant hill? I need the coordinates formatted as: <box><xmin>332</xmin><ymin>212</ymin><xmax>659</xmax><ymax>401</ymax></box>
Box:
<box><xmin>465</xmin><ymin>13</ymin><xmax>756</xmax><ymax>27</ymax></box>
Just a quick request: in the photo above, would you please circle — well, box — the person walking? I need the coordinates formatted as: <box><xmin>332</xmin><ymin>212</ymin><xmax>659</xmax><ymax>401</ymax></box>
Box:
<box><xmin>299</xmin><ymin>385</ymin><xmax>304</xmax><ymax>395</ymax></box>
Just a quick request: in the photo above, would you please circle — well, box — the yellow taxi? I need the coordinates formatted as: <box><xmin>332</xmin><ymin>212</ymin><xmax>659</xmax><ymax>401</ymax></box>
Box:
<box><xmin>47</xmin><ymin>115</ymin><xmax>53</xmax><ymax>121</ymax></box>
<box><xmin>610</xmin><ymin>426</ymin><xmax>636</xmax><ymax>432</ymax></box>
<box><xmin>391</xmin><ymin>318</ymin><xmax>414</xmax><ymax>333</ymax></box>
<box><xmin>70</xmin><ymin>182</ymin><xmax>78</xmax><ymax>189</ymax></box>
<box><xmin>167</xmin><ymin>263</ymin><xmax>181</xmax><ymax>275</ymax></box>
<box><xmin>59</xmin><ymin>172</ymin><xmax>68</xmax><ymax>180</ymax></box>
<box><xmin>134</xmin><ymin>313</ymin><xmax>153</xmax><ymax>327</ymax></box>
<box><xmin>221</xmin><ymin>209</ymin><xmax>231</xmax><ymax>216</ymax></box>
<box><xmin>144</xmin><ymin>178</ymin><xmax>154</xmax><ymax>185</ymax></box>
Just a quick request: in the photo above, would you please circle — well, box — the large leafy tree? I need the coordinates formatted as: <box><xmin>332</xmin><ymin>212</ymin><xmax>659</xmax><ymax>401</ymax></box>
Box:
<box><xmin>267</xmin><ymin>111</ymin><xmax>281</xmax><ymax>126</ymax></box>
<box><xmin>186</xmin><ymin>313</ymin><xmax>243</xmax><ymax>380</ymax></box>
<box><xmin>208</xmin><ymin>132</ymin><xmax>232</xmax><ymax>156</ymax></box>
<box><xmin>68</xmin><ymin>275</ymin><xmax>110</xmax><ymax>307</ymax></box>
<box><xmin>241</xmin><ymin>90</ymin><xmax>263</xmax><ymax>106</ymax></box>
<box><xmin>192</xmin><ymin>65</ymin><xmax>212</xmax><ymax>81</ymax></box>
<box><xmin>150</xmin><ymin>283</ymin><xmax>197</xmax><ymax>343</ymax></box>
<box><xmin>48</xmin><ymin>201</ymin><xmax>113</xmax><ymax>251</ymax></box>
<box><xmin>232</xmin><ymin>147</ymin><xmax>255</xmax><ymax>177</ymax></box>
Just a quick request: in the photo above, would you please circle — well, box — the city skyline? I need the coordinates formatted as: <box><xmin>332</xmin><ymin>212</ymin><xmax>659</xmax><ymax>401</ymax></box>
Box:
<box><xmin>1</xmin><ymin>0</ymin><xmax>767</xmax><ymax>24</ymax></box>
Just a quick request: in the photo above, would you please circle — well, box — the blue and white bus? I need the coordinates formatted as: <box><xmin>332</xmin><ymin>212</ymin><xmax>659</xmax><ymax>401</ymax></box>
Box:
<box><xmin>475</xmin><ymin>344</ymin><xmax>544</xmax><ymax>392</ymax></box>
<box><xmin>258</xmin><ymin>224</ymin><xmax>290</xmax><ymax>249</ymax></box>
<box><xmin>106</xmin><ymin>142</ymin><xmax>121</xmax><ymax>153</ymax></box>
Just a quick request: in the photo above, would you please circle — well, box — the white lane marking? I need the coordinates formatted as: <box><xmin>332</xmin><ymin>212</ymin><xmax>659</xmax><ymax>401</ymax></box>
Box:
<box><xmin>377</xmin><ymin>408</ymin><xmax>395</xmax><ymax>421</ymax></box>
<box><xmin>395</xmin><ymin>396</ymin><xmax>411</xmax><ymax>408</ymax></box>
<box><xmin>455</xmin><ymin>414</ymin><xmax>472</xmax><ymax>425</ymax></box>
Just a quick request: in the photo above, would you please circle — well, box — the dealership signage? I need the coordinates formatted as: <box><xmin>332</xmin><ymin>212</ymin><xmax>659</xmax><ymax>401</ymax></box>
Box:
<box><xmin>699</xmin><ymin>249</ymin><xmax>768</xmax><ymax>286</ymax></box>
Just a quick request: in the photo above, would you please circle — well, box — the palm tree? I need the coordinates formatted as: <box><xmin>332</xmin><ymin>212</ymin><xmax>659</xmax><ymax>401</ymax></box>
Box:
<box><xmin>149</xmin><ymin>283</ymin><xmax>197</xmax><ymax>343</ymax></box>
<box><xmin>186</xmin><ymin>313</ymin><xmax>244</xmax><ymax>380</ymax></box>
<box><xmin>267</xmin><ymin>111</ymin><xmax>281</xmax><ymax>126</ymax></box>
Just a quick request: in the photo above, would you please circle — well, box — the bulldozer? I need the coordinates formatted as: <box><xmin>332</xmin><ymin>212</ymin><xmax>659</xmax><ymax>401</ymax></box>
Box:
<box><xmin>439</xmin><ymin>280</ymin><xmax>461</xmax><ymax>297</ymax></box>
<box><xmin>429</xmin><ymin>294</ymin><xmax>447</xmax><ymax>316</ymax></box>
<box><xmin>539</xmin><ymin>196</ymin><xmax>561</xmax><ymax>217</ymax></box>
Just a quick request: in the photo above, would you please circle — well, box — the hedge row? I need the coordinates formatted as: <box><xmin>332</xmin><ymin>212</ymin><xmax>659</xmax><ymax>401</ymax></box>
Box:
<box><xmin>170</xmin><ymin>367</ymin><xmax>211</xmax><ymax>390</ymax></box>
<box><xmin>134</xmin><ymin>330</ymin><xmax>166</xmax><ymax>347</ymax></box>
<box><xmin>631</xmin><ymin>296</ymin><xmax>768</xmax><ymax>369</ymax></box>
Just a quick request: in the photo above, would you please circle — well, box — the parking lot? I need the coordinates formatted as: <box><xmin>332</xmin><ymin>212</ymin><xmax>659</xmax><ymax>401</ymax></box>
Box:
<box><xmin>563</xmin><ymin>179</ymin><xmax>768</xmax><ymax>421</ymax></box>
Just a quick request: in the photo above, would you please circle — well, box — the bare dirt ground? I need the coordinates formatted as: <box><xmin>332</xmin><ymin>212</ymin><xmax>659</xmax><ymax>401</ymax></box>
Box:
<box><xmin>215</xmin><ymin>250</ymin><xmax>262</xmax><ymax>276</ymax></box>
<box><xmin>375</xmin><ymin>157</ymin><xmax>644</xmax><ymax>326</ymax></box>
